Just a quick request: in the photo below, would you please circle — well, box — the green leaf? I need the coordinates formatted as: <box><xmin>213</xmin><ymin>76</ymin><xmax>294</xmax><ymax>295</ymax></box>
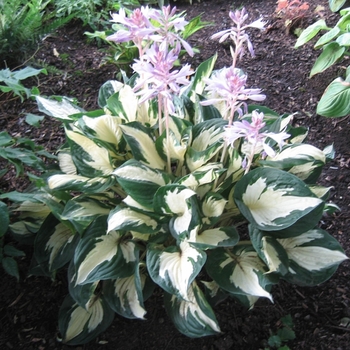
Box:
<box><xmin>294</xmin><ymin>19</ymin><xmax>328</xmax><ymax>48</ymax></box>
<box><xmin>103</xmin><ymin>263</ymin><xmax>151</xmax><ymax>320</ymax></box>
<box><xmin>147</xmin><ymin>241</ymin><xmax>206</xmax><ymax>300</ymax></box>
<box><xmin>113</xmin><ymin>159</ymin><xmax>171</xmax><ymax>208</ymax></box>
<box><xmin>3</xmin><ymin>245</ymin><xmax>25</xmax><ymax>258</ymax></box>
<box><xmin>66</xmin><ymin>128</ymin><xmax>114</xmax><ymax>177</ymax></box>
<box><xmin>164</xmin><ymin>282</ymin><xmax>221</xmax><ymax>338</ymax></box>
<box><xmin>234</xmin><ymin>168</ymin><xmax>323</xmax><ymax>231</ymax></box>
<box><xmin>36</xmin><ymin>96</ymin><xmax>84</xmax><ymax>121</ymax></box>
<box><xmin>74</xmin><ymin>216</ymin><xmax>138</xmax><ymax>285</ymax></box>
<box><xmin>154</xmin><ymin>184</ymin><xmax>200</xmax><ymax>237</ymax></box>
<box><xmin>317</xmin><ymin>77</ymin><xmax>350</xmax><ymax>117</ymax></box>
<box><xmin>182</xmin><ymin>14</ymin><xmax>212</xmax><ymax>39</ymax></box>
<box><xmin>206</xmin><ymin>244</ymin><xmax>273</xmax><ymax>300</ymax></box>
<box><xmin>2</xmin><ymin>257</ymin><xmax>20</xmax><ymax>281</ymax></box>
<box><xmin>120</xmin><ymin>122</ymin><xmax>165</xmax><ymax>169</ymax></box>
<box><xmin>107</xmin><ymin>205</ymin><xmax>162</xmax><ymax>234</ymax></box>
<box><xmin>98</xmin><ymin>80</ymin><xmax>124</xmax><ymax>108</ymax></box>
<box><xmin>314</xmin><ymin>27</ymin><xmax>341</xmax><ymax>49</ymax></box>
<box><xmin>185</xmin><ymin>54</ymin><xmax>217</xmax><ymax>102</ymax></box>
<box><xmin>59</xmin><ymin>294</ymin><xmax>114</xmax><ymax>345</ymax></box>
<box><xmin>0</xmin><ymin>201</ymin><xmax>9</xmax><ymax>236</ymax></box>
<box><xmin>24</xmin><ymin>113</ymin><xmax>44</xmax><ymax>127</ymax></box>
<box><xmin>310</xmin><ymin>42</ymin><xmax>345</xmax><ymax>77</ymax></box>
<box><xmin>188</xmin><ymin>227</ymin><xmax>239</xmax><ymax>249</ymax></box>
<box><xmin>278</xmin><ymin>228</ymin><xmax>348</xmax><ymax>286</ymax></box>
<box><xmin>34</xmin><ymin>214</ymin><xmax>79</xmax><ymax>275</ymax></box>
<box><xmin>329</xmin><ymin>0</ymin><xmax>347</xmax><ymax>12</ymax></box>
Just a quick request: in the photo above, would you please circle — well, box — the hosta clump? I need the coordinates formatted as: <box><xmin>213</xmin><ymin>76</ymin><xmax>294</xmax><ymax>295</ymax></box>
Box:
<box><xmin>7</xmin><ymin>6</ymin><xmax>348</xmax><ymax>345</ymax></box>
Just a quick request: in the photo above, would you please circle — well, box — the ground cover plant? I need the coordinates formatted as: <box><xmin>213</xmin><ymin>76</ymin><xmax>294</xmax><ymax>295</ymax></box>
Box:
<box><xmin>1</xmin><ymin>0</ymin><xmax>350</xmax><ymax>349</ymax></box>
<box><xmin>1</xmin><ymin>2</ymin><xmax>349</xmax><ymax>347</ymax></box>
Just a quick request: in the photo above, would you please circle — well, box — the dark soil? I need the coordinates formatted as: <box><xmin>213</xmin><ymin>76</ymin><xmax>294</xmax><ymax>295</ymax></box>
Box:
<box><xmin>1</xmin><ymin>0</ymin><xmax>350</xmax><ymax>349</ymax></box>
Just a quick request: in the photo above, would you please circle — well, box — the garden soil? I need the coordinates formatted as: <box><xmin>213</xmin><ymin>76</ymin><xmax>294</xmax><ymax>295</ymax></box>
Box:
<box><xmin>1</xmin><ymin>0</ymin><xmax>350</xmax><ymax>349</ymax></box>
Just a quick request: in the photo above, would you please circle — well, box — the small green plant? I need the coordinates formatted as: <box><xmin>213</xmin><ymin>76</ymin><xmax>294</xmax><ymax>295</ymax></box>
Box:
<box><xmin>0</xmin><ymin>201</ymin><xmax>25</xmax><ymax>281</ymax></box>
<box><xmin>0</xmin><ymin>0</ymin><xmax>74</xmax><ymax>66</ymax></box>
<box><xmin>329</xmin><ymin>0</ymin><xmax>346</xmax><ymax>12</ymax></box>
<box><xmin>295</xmin><ymin>7</ymin><xmax>350</xmax><ymax>117</ymax></box>
<box><xmin>0</xmin><ymin>66</ymin><xmax>47</xmax><ymax>102</ymax></box>
<box><xmin>265</xmin><ymin>314</ymin><xmax>296</xmax><ymax>350</ymax></box>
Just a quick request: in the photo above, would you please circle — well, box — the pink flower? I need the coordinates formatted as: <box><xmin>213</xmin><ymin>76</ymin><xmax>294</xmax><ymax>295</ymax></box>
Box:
<box><xmin>201</xmin><ymin>67</ymin><xmax>265</xmax><ymax>118</ymax></box>
<box><xmin>225</xmin><ymin>110</ymin><xmax>290</xmax><ymax>157</ymax></box>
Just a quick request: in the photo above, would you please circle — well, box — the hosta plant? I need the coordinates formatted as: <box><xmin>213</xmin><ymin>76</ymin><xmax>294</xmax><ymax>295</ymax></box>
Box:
<box><xmin>6</xmin><ymin>6</ymin><xmax>348</xmax><ymax>345</ymax></box>
<box><xmin>295</xmin><ymin>7</ymin><xmax>350</xmax><ymax>116</ymax></box>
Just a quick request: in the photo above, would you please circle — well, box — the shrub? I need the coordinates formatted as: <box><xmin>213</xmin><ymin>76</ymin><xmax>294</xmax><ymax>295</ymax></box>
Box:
<box><xmin>6</xmin><ymin>5</ymin><xmax>348</xmax><ymax>345</ymax></box>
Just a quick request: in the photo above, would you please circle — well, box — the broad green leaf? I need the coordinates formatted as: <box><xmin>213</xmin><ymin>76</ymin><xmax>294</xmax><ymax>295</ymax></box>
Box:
<box><xmin>107</xmin><ymin>205</ymin><xmax>162</xmax><ymax>234</ymax></box>
<box><xmin>154</xmin><ymin>184</ymin><xmax>200</xmax><ymax>237</ymax></box>
<box><xmin>186</xmin><ymin>53</ymin><xmax>217</xmax><ymax>102</ymax></box>
<box><xmin>25</xmin><ymin>113</ymin><xmax>44</xmax><ymax>127</ymax></box>
<box><xmin>234</xmin><ymin>168</ymin><xmax>323</xmax><ymax>231</ymax></box>
<box><xmin>120</xmin><ymin>122</ymin><xmax>165</xmax><ymax>169</ymax></box>
<box><xmin>250</xmin><ymin>226</ymin><xmax>289</xmax><ymax>275</ymax></box>
<box><xmin>59</xmin><ymin>294</ymin><xmax>114</xmax><ymax>345</ymax></box>
<box><xmin>336</xmin><ymin>32</ymin><xmax>350</xmax><ymax>46</ymax></box>
<box><xmin>35</xmin><ymin>217</ymin><xmax>79</xmax><ymax>273</ymax></box>
<box><xmin>2</xmin><ymin>257</ymin><xmax>20</xmax><ymax>281</ymax></box>
<box><xmin>294</xmin><ymin>19</ymin><xmax>328</xmax><ymax>48</ymax></box>
<box><xmin>68</xmin><ymin>261</ymin><xmax>100</xmax><ymax>310</ymax></box>
<box><xmin>74</xmin><ymin>216</ymin><xmax>138</xmax><ymax>285</ymax></box>
<box><xmin>103</xmin><ymin>264</ymin><xmax>152</xmax><ymax>319</ymax></box>
<box><xmin>98</xmin><ymin>80</ymin><xmax>124</xmax><ymax>108</ymax></box>
<box><xmin>48</xmin><ymin>174</ymin><xmax>116</xmax><ymax>193</ymax></box>
<box><xmin>66</xmin><ymin>129</ymin><xmax>114</xmax><ymax>176</ymax></box>
<box><xmin>59</xmin><ymin>197</ymin><xmax>111</xmax><ymax>235</ymax></box>
<box><xmin>317</xmin><ymin>77</ymin><xmax>350</xmax><ymax>117</ymax></box>
<box><xmin>147</xmin><ymin>241</ymin><xmax>206</xmax><ymax>300</ymax></box>
<box><xmin>3</xmin><ymin>245</ymin><xmax>25</xmax><ymax>258</ymax></box>
<box><xmin>13</xmin><ymin>67</ymin><xmax>47</xmax><ymax>80</ymax></box>
<box><xmin>206</xmin><ymin>244</ymin><xmax>273</xmax><ymax>300</ymax></box>
<box><xmin>186</xmin><ymin>120</ymin><xmax>226</xmax><ymax>172</ymax></box>
<box><xmin>314</xmin><ymin>27</ymin><xmax>341</xmax><ymax>49</ymax></box>
<box><xmin>113</xmin><ymin>159</ymin><xmax>171</xmax><ymax>208</ymax></box>
<box><xmin>310</xmin><ymin>42</ymin><xmax>345</xmax><ymax>77</ymax></box>
<box><xmin>263</xmin><ymin>143</ymin><xmax>326</xmax><ymax>182</ymax></box>
<box><xmin>329</xmin><ymin>0</ymin><xmax>346</xmax><ymax>12</ymax></box>
<box><xmin>164</xmin><ymin>282</ymin><xmax>221</xmax><ymax>338</ymax></box>
<box><xmin>277</xmin><ymin>228</ymin><xmax>348</xmax><ymax>286</ymax></box>
<box><xmin>36</xmin><ymin>96</ymin><xmax>84</xmax><ymax>121</ymax></box>
<box><xmin>188</xmin><ymin>227</ymin><xmax>239</xmax><ymax>249</ymax></box>
<box><xmin>0</xmin><ymin>201</ymin><xmax>9</xmax><ymax>236</ymax></box>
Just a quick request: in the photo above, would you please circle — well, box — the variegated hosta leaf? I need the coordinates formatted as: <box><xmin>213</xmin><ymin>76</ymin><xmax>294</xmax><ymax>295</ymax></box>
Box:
<box><xmin>78</xmin><ymin>114</ymin><xmax>126</xmax><ymax>158</ymax></box>
<box><xmin>120</xmin><ymin>122</ymin><xmax>165</xmax><ymax>169</ymax></box>
<box><xmin>263</xmin><ymin>144</ymin><xmax>326</xmax><ymax>183</ymax></box>
<box><xmin>177</xmin><ymin>164</ymin><xmax>223</xmax><ymax>193</ymax></box>
<box><xmin>66</xmin><ymin>128</ymin><xmax>114</xmax><ymax>177</ymax></box>
<box><xmin>57</xmin><ymin>151</ymin><xmax>77</xmax><ymax>175</ymax></box>
<box><xmin>34</xmin><ymin>214</ymin><xmax>79</xmax><ymax>274</ymax></box>
<box><xmin>201</xmin><ymin>192</ymin><xmax>227</xmax><ymax>225</ymax></box>
<box><xmin>188</xmin><ymin>227</ymin><xmax>239</xmax><ymax>250</ymax></box>
<box><xmin>36</xmin><ymin>96</ymin><xmax>84</xmax><ymax>121</ymax></box>
<box><xmin>186</xmin><ymin>119</ymin><xmax>226</xmax><ymax>172</ymax></box>
<box><xmin>250</xmin><ymin>226</ymin><xmax>289</xmax><ymax>276</ymax></box>
<box><xmin>201</xmin><ymin>280</ymin><xmax>229</xmax><ymax>307</ymax></box>
<box><xmin>107</xmin><ymin>205</ymin><xmax>162</xmax><ymax>234</ymax></box>
<box><xmin>68</xmin><ymin>260</ymin><xmax>100</xmax><ymax>310</ymax></box>
<box><xmin>103</xmin><ymin>264</ymin><xmax>153</xmax><ymax>319</ymax></box>
<box><xmin>113</xmin><ymin>159</ymin><xmax>172</xmax><ymax>208</ymax></box>
<box><xmin>229</xmin><ymin>291</ymin><xmax>260</xmax><ymax>310</ymax></box>
<box><xmin>59</xmin><ymin>294</ymin><xmax>114</xmax><ymax>345</ymax></box>
<box><xmin>59</xmin><ymin>197</ymin><xmax>112</xmax><ymax>235</ymax></box>
<box><xmin>106</xmin><ymin>85</ymin><xmax>138</xmax><ymax>122</ymax></box>
<box><xmin>154</xmin><ymin>184</ymin><xmax>200</xmax><ymax>238</ymax></box>
<box><xmin>147</xmin><ymin>241</ymin><xmax>206</xmax><ymax>300</ymax></box>
<box><xmin>277</xmin><ymin>228</ymin><xmax>348</xmax><ymax>286</ymax></box>
<box><xmin>48</xmin><ymin>174</ymin><xmax>116</xmax><ymax>194</ymax></box>
<box><xmin>234</xmin><ymin>168</ymin><xmax>324</xmax><ymax>231</ymax></box>
<box><xmin>206</xmin><ymin>244</ymin><xmax>273</xmax><ymax>301</ymax></box>
<box><xmin>164</xmin><ymin>282</ymin><xmax>221</xmax><ymax>338</ymax></box>
<box><xmin>73</xmin><ymin>216</ymin><xmax>138</xmax><ymax>285</ymax></box>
